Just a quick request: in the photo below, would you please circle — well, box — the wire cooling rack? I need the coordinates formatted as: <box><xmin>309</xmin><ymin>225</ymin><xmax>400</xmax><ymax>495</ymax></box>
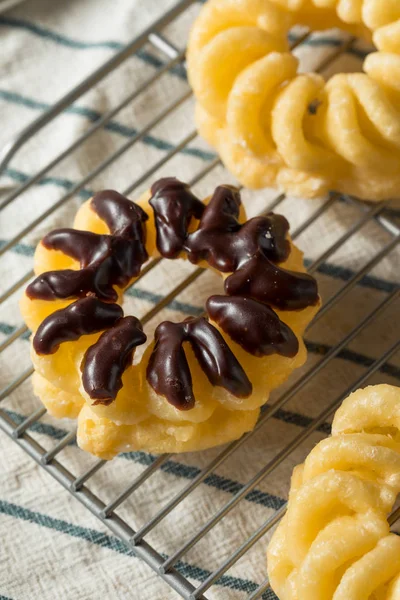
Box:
<box><xmin>1</xmin><ymin>1</ymin><xmax>400</xmax><ymax>598</ymax></box>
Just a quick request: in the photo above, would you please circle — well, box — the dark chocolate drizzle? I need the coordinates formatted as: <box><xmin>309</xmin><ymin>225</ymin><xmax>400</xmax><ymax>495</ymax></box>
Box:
<box><xmin>91</xmin><ymin>190</ymin><xmax>148</xmax><ymax>239</ymax></box>
<box><xmin>28</xmin><ymin>179</ymin><xmax>319</xmax><ymax>413</ymax></box>
<box><xmin>185</xmin><ymin>186</ymin><xmax>290</xmax><ymax>270</ymax></box>
<box><xmin>81</xmin><ymin>316</ymin><xmax>147</xmax><ymax>405</ymax></box>
<box><xmin>150</xmin><ymin>178</ymin><xmax>204</xmax><ymax>258</ymax></box>
<box><xmin>149</xmin><ymin>178</ymin><xmax>318</xmax><ymax>310</ymax></box>
<box><xmin>33</xmin><ymin>297</ymin><xmax>123</xmax><ymax>355</ymax></box>
<box><xmin>147</xmin><ymin>317</ymin><xmax>252</xmax><ymax>410</ymax></box>
<box><xmin>151</xmin><ymin>180</ymin><xmax>290</xmax><ymax>269</ymax></box>
<box><xmin>224</xmin><ymin>255</ymin><xmax>318</xmax><ymax>310</ymax></box>
<box><xmin>26</xmin><ymin>190</ymin><xmax>148</xmax><ymax>302</ymax></box>
<box><xmin>206</xmin><ymin>295</ymin><xmax>299</xmax><ymax>357</ymax></box>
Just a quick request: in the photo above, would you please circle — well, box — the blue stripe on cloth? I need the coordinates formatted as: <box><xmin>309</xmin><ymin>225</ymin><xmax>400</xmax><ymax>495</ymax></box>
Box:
<box><xmin>274</xmin><ymin>408</ymin><xmax>331</xmax><ymax>436</ymax></box>
<box><xmin>127</xmin><ymin>451</ymin><xmax>286</xmax><ymax>510</ymax></box>
<box><xmin>0</xmin><ymin>16</ymin><xmax>187</xmax><ymax>79</ymax></box>
<box><xmin>335</xmin><ymin>46</ymin><xmax>370</xmax><ymax>60</ymax></box>
<box><xmin>2</xmin><ymin>167</ymin><xmax>94</xmax><ymax>199</ymax></box>
<box><xmin>3</xmin><ymin>117</ymin><xmax>400</xmax><ymax>226</ymax></box>
<box><xmin>0</xmin><ymin>16</ymin><xmax>125</xmax><ymax>50</ymax></box>
<box><xmin>0</xmin><ymin>90</ymin><xmax>214</xmax><ymax>161</ymax></box>
<box><xmin>1</xmin><ymin>231</ymin><xmax>399</xmax><ymax>295</ymax></box>
<box><xmin>305</xmin><ymin>341</ymin><xmax>400</xmax><ymax>380</ymax></box>
<box><xmin>125</xmin><ymin>286</ymin><xmax>204</xmax><ymax>316</ymax></box>
<box><xmin>6</xmin><ymin>409</ymin><xmax>73</xmax><ymax>442</ymax></box>
<box><xmin>0</xmin><ymin>499</ymin><xmax>271</xmax><ymax>595</ymax></box>
<box><xmin>0</xmin><ymin>14</ymin><xmax>369</xmax><ymax>63</ymax></box>
<box><xmin>303</xmin><ymin>259</ymin><xmax>399</xmax><ymax>294</ymax></box>
<box><xmin>4</xmin><ymin>408</ymin><xmax>285</xmax><ymax>511</ymax></box>
<box><xmin>0</xmin><ymin>596</ymin><xmax>13</xmax><ymax>600</ymax></box>
<box><xmin>0</xmin><ymin>239</ymin><xmax>34</xmax><ymax>257</ymax></box>
<box><xmin>0</xmin><ymin>323</ymin><xmax>16</xmax><ymax>336</ymax></box>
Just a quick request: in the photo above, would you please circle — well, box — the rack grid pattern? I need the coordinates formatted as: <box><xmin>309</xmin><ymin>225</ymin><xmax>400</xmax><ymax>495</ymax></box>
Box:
<box><xmin>1</xmin><ymin>1</ymin><xmax>400</xmax><ymax>598</ymax></box>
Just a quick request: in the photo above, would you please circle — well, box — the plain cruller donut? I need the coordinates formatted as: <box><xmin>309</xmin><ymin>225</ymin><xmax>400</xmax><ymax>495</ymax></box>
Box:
<box><xmin>187</xmin><ymin>0</ymin><xmax>400</xmax><ymax>201</ymax></box>
<box><xmin>20</xmin><ymin>179</ymin><xmax>320</xmax><ymax>459</ymax></box>
<box><xmin>268</xmin><ymin>384</ymin><xmax>400</xmax><ymax>599</ymax></box>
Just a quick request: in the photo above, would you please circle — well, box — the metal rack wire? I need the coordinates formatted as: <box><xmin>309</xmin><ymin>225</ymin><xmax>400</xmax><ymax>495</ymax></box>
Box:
<box><xmin>0</xmin><ymin>1</ymin><xmax>399</xmax><ymax>598</ymax></box>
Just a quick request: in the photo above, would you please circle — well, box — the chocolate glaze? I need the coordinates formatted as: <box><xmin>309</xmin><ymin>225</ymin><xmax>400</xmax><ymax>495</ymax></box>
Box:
<box><xmin>41</xmin><ymin>229</ymin><xmax>104</xmax><ymax>263</ymax></box>
<box><xmin>194</xmin><ymin>184</ymin><xmax>241</xmax><ymax>232</ymax></box>
<box><xmin>26</xmin><ymin>190</ymin><xmax>148</xmax><ymax>302</ymax></box>
<box><xmin>82</xmin><ymin>316</ymin><xmax>147</xmax><ymax>405</ymax></box>
<box><xmin>150</xmin><ymin>178</ymin><xmax>204</xmax><ymax>258</ymax></box>
<box><xmin>185</xmin><ymin>186</ymin><xmax>290</xmax><ymax>270</ymax></box>
<box><xmin>147</xmin><ymin>317</ymin><xmax>252</xmax><ymax>410</ymax></box>
<box><xmin>28</xmin><ymin>179</ymin><xmax>319</xmax><ymax>413</ymax></box>
<box><xmin>33</xmin><ymin>297</ymin><xmax>123</xmax><ymax>355</ymax></box>
<box><xmin>225</xmin><ymin>254</ymin><xmax>318</xmax><ymax>310</ymax></box>
<box><xmin>206</xmin><ymin>295</ymin><xmax>299</xmax><ymax>357</ymax></box>
<box><xmin>187</xmin><ymin>213</ymin><xmax>291</xmax><ymax>271</ymax></box>
<box><xmin>151</xmin><ymin>180</ymin><xmax>290</xmax><ymax>269</ymax></box>
<box><xmin>149</xmin><ymin>179</ymin><xmax>317</xmax><ymax>310</ymax></box>
<box><xmin>91</xmin><ymin>189</ymin><xmax>148</xmax><ymax>239</ymax></box>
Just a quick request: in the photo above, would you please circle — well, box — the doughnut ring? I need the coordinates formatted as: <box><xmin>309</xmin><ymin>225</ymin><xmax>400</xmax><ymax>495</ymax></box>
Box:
<box><xmin>187</xmin><ymin>0</ymin><xmax>400</xmax><ymax>200</ymax></box>
<box><xmin>20</xmin><ymin>179</ymin><xmax>320</xmax><ymax>459</ymax></box>
<box><xmin>267</xmin><ymin>384</ymin><xmax>400</xmax><ymax>599</ymax></box>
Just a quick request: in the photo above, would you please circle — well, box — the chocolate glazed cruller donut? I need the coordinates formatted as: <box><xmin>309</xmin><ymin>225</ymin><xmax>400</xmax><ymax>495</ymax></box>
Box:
<box><xmin>20</xmin><ymin>179</ymin><xmax>320</xmax><ymax>459</ymax></box>
<box><xmin>267</xmin><ymin>384</ymin><xmax>400</xmax><ymax>600</ymax></box>
<box><xmin>187</xmin><ymin>0</ymin><xmax>400</xmax><ymax>200</ymax></box>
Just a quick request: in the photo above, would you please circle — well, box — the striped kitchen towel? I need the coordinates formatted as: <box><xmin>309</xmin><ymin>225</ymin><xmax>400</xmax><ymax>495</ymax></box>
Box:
<box><xmin>0</xmin><ymin>1</ymin><xmax>399</xmax><ymax>599</ymax></box>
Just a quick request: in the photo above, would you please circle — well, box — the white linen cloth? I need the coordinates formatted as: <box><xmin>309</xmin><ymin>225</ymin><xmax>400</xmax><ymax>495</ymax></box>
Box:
<box><xmin>0</xmin><ymin>1</ymin><xmax>399</xmax><ymax>599</ymax></box>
